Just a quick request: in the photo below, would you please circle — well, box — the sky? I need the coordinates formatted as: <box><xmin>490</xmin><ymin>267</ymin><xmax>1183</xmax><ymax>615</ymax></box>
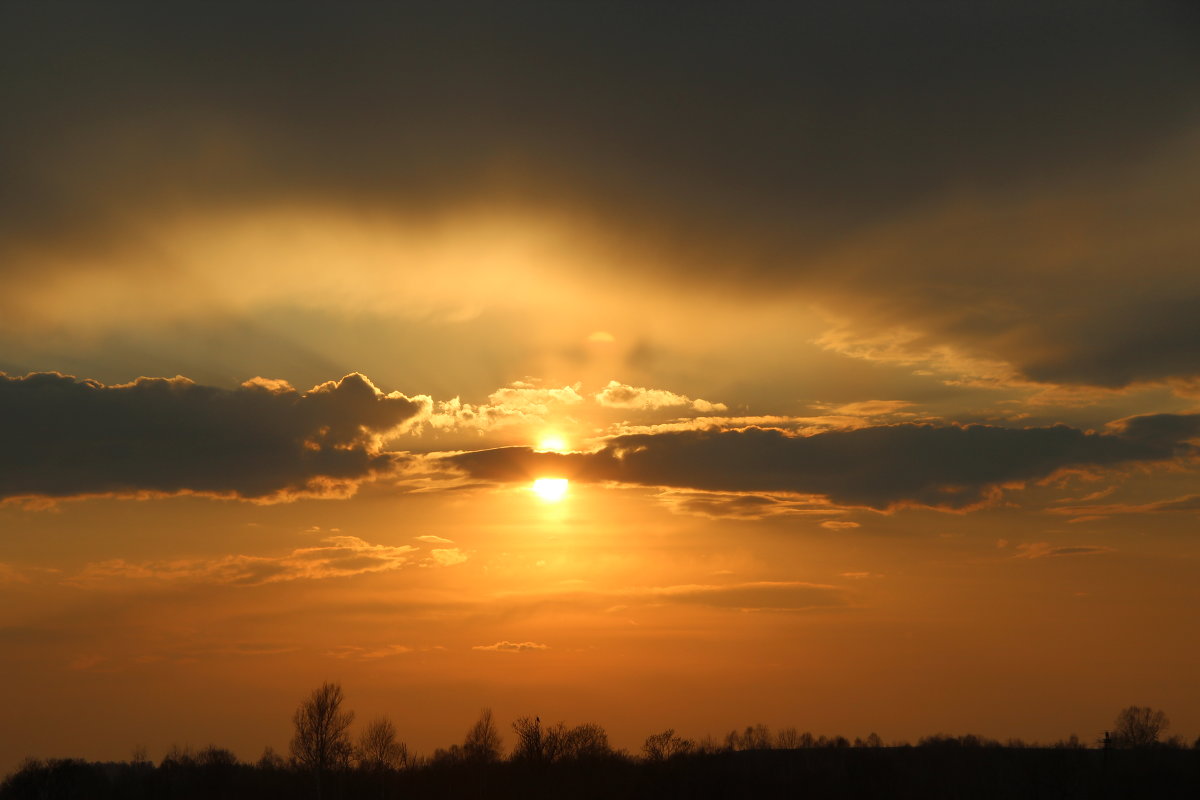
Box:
<box><xmin>2</xmin><ymin>1</ymin><xmax>1199</xmax><ymax>770</ymax></box>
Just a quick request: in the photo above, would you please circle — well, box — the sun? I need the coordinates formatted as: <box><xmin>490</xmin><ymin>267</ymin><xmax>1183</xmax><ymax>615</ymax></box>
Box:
<box><xmin>536</xmin><ymin>435</ymin><xmax>567</xmax><ymax>452</ymax></box>
<box><xmin>531</xmin><ymin>478</ymin><xmax>569</xmax><ymax>502</ymax></box>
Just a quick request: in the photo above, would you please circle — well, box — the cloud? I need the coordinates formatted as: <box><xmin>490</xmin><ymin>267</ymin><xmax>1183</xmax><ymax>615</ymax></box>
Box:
<box><xmin>0</xmin><ymin>371</ymin><xmax>427</xmax><ymax>504</ymax></box>
<box><xmin>1047</xmin><ymin>493</ymin><xmax>1200</xmax><ymax>519</ymax></box>
<box><xmin>0</xmin><ymin>563</ymin><xmax>29</xmax><ymax>584</ymax></box>
<box><xmin>444</xmin><ymin>415</ymin><xmax>1200</xmax><ymax>511</ymax></box>
<box><xmin>4</xmin><ymin>4</ymin><xmax>1196</xmax><ymax>399</ymax></box>
<box><xmin>429</xmin><ymin>548</ymin><xmax>469</xmax><ymax>566</ymax></box>
<box><xmin>593</xmin><ymin>381</ymin><xmax>726</xmax><ymax>413</ymax></box>
<box><xmin>632</xmin><ymin>581</ymin><xmax>845</xmax><ymax>612</ymax></box>
<box><xmin>1014</xmin><ymin>542</ymin><xmax>1116</xmax><ymax>559</ymax></box>
<box><xmin>473</xmin><ymin>641</ymin><xmax>549</xmax><ymax>653</ymax></box>
<box><xmin>814</xmin><ymin>400</ymin><xmax>917</xmax><ymax>419</ymax></box>
<box><xmin>496</xmin><ymin>580</ymin><xmax>848</xmax><ymax>614</ymax></box>
<box><xmin>324</xmin><ymin>644</ymin><xmax>417</xmax><ymax>660</ymax></box>
<box><xmin>427</xmin><ymin>381</ymin><xmax>583</xmax><ymax>432</ymax></box>
<box><xmin>657</xmin><ymin>490</ymin><xmax>841</xmax><ymax>520</ymax></box>
<box><xmin>66</xmin><ymin>535</ymin><xmax>419</xmax><ymax>588</ymax></box>
<box><xmin>807</xmin><ymin>139</ymin><xmax>1200</xmax><ymax>391</ymax></box>
<box><xmin>820</xmin><ymin>521</ymin><xmax>861</xmax><ymax>530</ymax></box>
<box><xmin>415</xmin><ymin>535</ymin><xmax>455</xmax><ymax>544</ymax></box>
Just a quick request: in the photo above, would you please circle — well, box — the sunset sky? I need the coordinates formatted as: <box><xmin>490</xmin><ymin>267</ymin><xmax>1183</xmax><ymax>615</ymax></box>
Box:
<box><xmin>3</xmin><ymin>2</ymin><xmax>1200</xmax><ymax>771</ymax></box>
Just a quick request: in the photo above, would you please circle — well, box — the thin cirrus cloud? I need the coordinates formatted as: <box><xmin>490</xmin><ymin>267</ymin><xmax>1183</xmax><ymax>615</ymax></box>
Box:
<box><xmin>0</xmin><ymin>371</ymin><xmax>428</xmax><ymax>504</ymax></box>
<box><xmin>64</xmin><ymin>536</ymin><xmax>421</xmax><ymax>588</ymax></box>
<box><xmin>631</xmin><ymin>581</ymin><xmax>846</xmax><ymax>612</ymax></box>
<box><xmin>656</xmin><ymin>490</ymin><xmax>841</xmax><ymax>520</ymax></box>
<box><xmin>1013</xmin><ymin>542</ymin><xmax>1116</xmax><ymax>560</ymax></box>
<box><xmin>1046</xmin><ymin>493</ymin><xmax>1200</xmax><ymax>519</ymax></box>
<box><xmin>494</xmin><ymin>581</ymin><xmax>848</xmax><ymax>614</ymax></box>
<box><xmin>473</xmin><ymin>641</ymin><xmax>550</xmax><ymax>653</ymax></box>
<box><xmin>444</xmin><ymin>415</ymin><xmax>1200</xmax><ymax>511</ymax></box>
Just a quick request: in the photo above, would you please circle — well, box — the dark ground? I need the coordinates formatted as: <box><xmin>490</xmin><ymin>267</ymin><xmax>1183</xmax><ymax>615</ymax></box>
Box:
<box><xmin>3</xmin><ymin>747</ymin><xmax>1198</xmax><ymax>799</ymax></box>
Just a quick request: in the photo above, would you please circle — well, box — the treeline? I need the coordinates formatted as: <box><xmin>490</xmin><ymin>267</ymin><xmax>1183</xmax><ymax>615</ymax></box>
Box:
<box><xmin>3</xmin><ymin>688</ymin><xmax>1198</xmax><ymax>799</ymax></box>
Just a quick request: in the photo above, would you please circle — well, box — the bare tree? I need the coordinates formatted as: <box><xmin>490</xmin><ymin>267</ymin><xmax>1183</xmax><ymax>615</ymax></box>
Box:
<box><xmin>511</xmin><ymin>716</ymin><xmax>544</xmax><ymax>762</ymax></box>
<box><xmin>290</xmin><ymin>681</ymin><xmax>355</xmax><ymax>795</ymax></box>
<box><xmin>197</xmin><ymin>745</ymin><xmax>238</xmax><ymax>767</ymax></box>
<box><xmin>643</xmin><ymin>729</ymin><xmax>694</xmax><ymax>762</ymax></box>
<box><xmin>462</xmin><ymin>708</ymin><xmax>503</xmax><ymax>763</ymax></box>
<box><xmin>257</xmin><ymin>746</ymin><xmax>287</xmax><ymax>770</ymax></box>
<box><xmin>558</xmin><ymin>722</ymin><xmax>611</xmax><ymax>760</ymax></box>
<box><xmin>512</xmin><ymin>717</ymin><xmax>611</xmax><ymax>763</ymax></box>
<box><xmin>357</xmin><ymin>717</ymin><xmax>407</xmax><ymax>771</ymax></box>
<box><xmin>1112</xmin><ymin>706</ymin><xmax>1169</xmax><ymax>748</ymax></box>
<box><xmin>776</xmin><ymin>727</ymin><xmax>801</xmax><ymax>749</ymax></box>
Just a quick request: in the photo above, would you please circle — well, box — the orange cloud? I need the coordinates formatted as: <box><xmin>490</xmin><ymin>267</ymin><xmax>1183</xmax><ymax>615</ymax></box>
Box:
<box><xmin>593</xmin><ymin>380</ymin><xmax>726</xmax><ymax>412</ymax></box>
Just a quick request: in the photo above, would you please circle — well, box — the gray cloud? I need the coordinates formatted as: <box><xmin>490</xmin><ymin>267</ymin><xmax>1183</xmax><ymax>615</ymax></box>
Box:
<box><xmin>0</xmin><ymin>371</ymin><xmax>427</xmax><ymax>503</ymax></box>
<box><xmin>445</xmin><ymin>415</ymin><xmax>1200</xmax><ymax>510</ymax></box>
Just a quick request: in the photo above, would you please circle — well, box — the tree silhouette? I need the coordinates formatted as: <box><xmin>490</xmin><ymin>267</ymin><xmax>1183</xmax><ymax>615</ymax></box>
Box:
<box><xmin>511</xmin><ymin>716</ymin><xmax>544</xmax><ymax>762</ymax></box>
<box><xmin>357</xmin><ymin>717</ymin><xmax>407</xmax><ymax>771</ymax></box>
<box><xmin>643</xmin><ymin>729</ymin><xmax>694</xmax><ymax>761</ymax></box>
<box><xmin>1111</xmin><ymin>705</ymin><xmax>1169</xmax><ymax>748</ymax></box>
<box><xmin>462</xmin><ymin>708</ymin><xmax>503</xmax><ymax>763</ymax></box>
<box><xmin>290</xmin><ymin>682</ymin><xmax>354</xmax><ymax>797</ymax></box>
<box><xmin>555</xmin><ymin>722</ymin><xmax>611</xmax><ymax>761</ymax></box>
<box><xmin>512</xmin><ymin>717</ymin><xmax>612</xmax><ymax>763</ymax></box>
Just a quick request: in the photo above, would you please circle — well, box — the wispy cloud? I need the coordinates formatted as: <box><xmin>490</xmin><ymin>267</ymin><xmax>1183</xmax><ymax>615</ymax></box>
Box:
<box><xmin>324</xmin><ymin>644</ymin><xmax>419</xmax><ymax>660</ymax></box>
<box><xmin>429</xmin><ymin>548</ymin><xmax>469</xmax><ymax>566</ymax></box>
<box><xmin>1048</xmin><ymin>493</ymin><xmax>1200</xmax><ymax>519</ymax></box>
<box><xmin>66</xmin><ymin>535</ymin><xmax>420</xmax><ymax>588</ymax></box>
<box><xmin>473</xmin><ymin>641</ymin><xmax>550</xmax><ymax>653</ymax></box>
<box><xmin>1013</xmin><ymin>542</ymin><xmax>1116</xmax><ymax>560</ymax></box>
<box><xmin>657</xmin><ymin>490</ymin><xmax>841</xmax><ymax>520</ymax></box>
<box><xmin>415</xmin><ymin>534</ymin><xmax>455</xmax><ymax>544</ymax></box>
<box><xmin>496</xmin><ymin>580</ymin><xmax>848</xmax><ymax>614</ymax></box>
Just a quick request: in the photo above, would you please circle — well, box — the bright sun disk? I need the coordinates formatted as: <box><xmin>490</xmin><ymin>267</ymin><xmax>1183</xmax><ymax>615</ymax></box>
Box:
<box><xmin>532</xmin><ymin>478</ymin><xmax>569</xmax><ymax>502</ymax></box>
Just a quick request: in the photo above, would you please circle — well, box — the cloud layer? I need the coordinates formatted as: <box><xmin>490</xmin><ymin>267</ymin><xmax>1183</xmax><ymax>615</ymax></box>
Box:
<box><xmin>0</xmin><ymin>372</ymin><xmax>427</xmax><ymax>503</ymax></box>
<box><xmin>446</xmin><ymin>416</ymin><xmax>1200</xmax><ymax>510</ymax></box>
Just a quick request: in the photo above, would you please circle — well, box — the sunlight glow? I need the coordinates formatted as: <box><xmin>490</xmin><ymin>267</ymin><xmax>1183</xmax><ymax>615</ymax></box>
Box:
<box><xmin>536</xmin><ymin>435</ymin><xmax>567</xmax><ymax>452</ymax></box>
<box><xmin>532</xmin><ymin>478</ymin><xmax>569</xmax><ymax>502</ymax></box>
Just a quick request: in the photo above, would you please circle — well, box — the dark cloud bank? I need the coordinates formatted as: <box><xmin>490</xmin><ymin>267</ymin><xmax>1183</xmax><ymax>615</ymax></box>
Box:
<box><xmin>448</xmin><ymin>418</ymin><xmax>1200</xmax><ymax>511</ymax></box>
<box><xmin>0</xmin><ymin>372</ymin><xmax>425</xmax><ymax>502</ymax></box>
